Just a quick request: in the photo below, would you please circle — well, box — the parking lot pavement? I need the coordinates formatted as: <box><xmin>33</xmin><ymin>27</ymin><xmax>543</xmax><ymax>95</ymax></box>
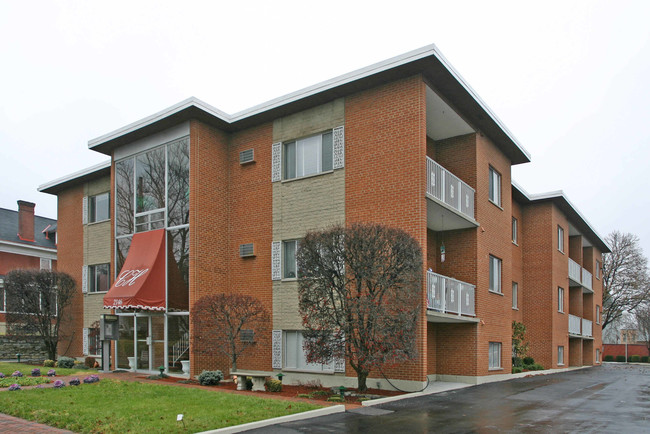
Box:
<box><xmin>250</xmin><ymin>363</ymin><xmax>650</xmax><ymax>433</ymax></box>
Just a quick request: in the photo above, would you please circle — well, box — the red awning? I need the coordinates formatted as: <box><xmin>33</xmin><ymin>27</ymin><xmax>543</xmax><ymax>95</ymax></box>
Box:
<box><xmin>104</xmin><ymin>229</ymin><xmax>167</xmax><ymax>311</ymax></box>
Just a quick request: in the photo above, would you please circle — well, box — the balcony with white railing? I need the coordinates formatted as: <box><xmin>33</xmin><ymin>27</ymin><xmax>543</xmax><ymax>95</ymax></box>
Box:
<box><xmin>581</xmin><ymin>269</ymin><xmax>593</xmax><ymax>291</ymax></box>
<box><xmin>426</xmin><ymin>157</ymin><xmax>478</xmax><ymax>231</ymax></box>
<box><xmin>568</xmin><ymin>258</ymin><xmax>581</xmax><ymax>285</ymax></box>
<box><xmin>569</xmin><ymin>314</ymin><xmax>582</xmax><ymax>335</ymax></box>
<box><xmin>426</xmin><ymin>270</ymin><xmax>475</xmax><ymax>319</ymax></box>
<box><xmin>582</xmin><ymin>318</ymin><xmax>593</xmax><ymax>337</ymax></box>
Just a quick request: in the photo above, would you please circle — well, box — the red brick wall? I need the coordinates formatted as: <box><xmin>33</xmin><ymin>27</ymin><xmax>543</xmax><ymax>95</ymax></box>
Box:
<box><xmin>0</xmin><ymin>252</ymin><xmax>40</xmax><ymax>274</ymax></box>
<box><xmin>189</xmin><ymin>120</ymin><xmax>231</xmax><ymax>374</ymax></box>
<box><xmin>603</xmin><ymin>344</ymin><xmax>649</xmax><ymax>357</ymax></box>
<box><xmin>551</xmin><ymin>206</ymin><xmax>570</xmax><ymax>368</ymax></box>
<box><xmin>56</xmin><ymin>186</ymin><xmax>84</xmax><ymax>357</ymax></box>
<box><xmin>345</xmin><ymin>75</ymin><xmax>428</xmax><ymax>382</ymax></box>
<box><xmin>511</xmin><ymin>199</ymin><xmax>523</xmax><ymax>323</ymax></box>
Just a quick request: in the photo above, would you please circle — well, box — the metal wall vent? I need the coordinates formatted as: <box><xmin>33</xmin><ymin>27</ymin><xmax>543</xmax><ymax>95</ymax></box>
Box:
<box><xmin>240</xmin><ymin>329</ymin><xmax>255</xmax><ymax>342</ymax></box>
<box><xmin>239</xmin><ymin>149</ymin><xmax>255</xmax><ymax>164</ymax></box>
<box><xmin>239</xmin><ymin>243</ymin><xmax>255</xmax><ymax>257</ymax></box>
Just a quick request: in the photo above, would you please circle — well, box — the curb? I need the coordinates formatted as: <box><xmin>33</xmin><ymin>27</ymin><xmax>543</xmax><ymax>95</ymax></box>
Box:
<box><xmin>197</xmin><ymin>405</ymin><xmax>346</xmax><ymax>433</ymax></box>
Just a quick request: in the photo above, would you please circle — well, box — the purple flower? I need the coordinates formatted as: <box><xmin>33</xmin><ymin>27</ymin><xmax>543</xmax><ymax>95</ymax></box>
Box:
<box><xmin>31</xmin><ymin>368</ymin><xmax>41</xmax><ymax>377</ymax></box>
<box><xmin>83</xmin><ymin>374</ymin><xmax>100</xmax><ymax>384</ymax></box>
<box><xmin>11</xmin><ymin>371</ymin><xmax>23</xmax><ymax>377</ymax></box>
<box><xmin>53</xmin><ymin>380</ymin><xmax>66</xmax><ymax>388</ymax></box>
<box><xmin>69</xmin><ymin>377</ymin><xmax>80</xmax><ymax>386</ymax></box>
<box><xmin>0</xmin><ymin>372</ymin><xmax>5</xmax><ymax>378</ymax></box>
<box><xmin>47</xmin><ymin>369</ymin><xmax>56</xmax><ymax>377</ymax></box>
<box><xmin>8</xmin><ymin>384</ymin><xmax>21</xmax><ymax>391</ymax></box>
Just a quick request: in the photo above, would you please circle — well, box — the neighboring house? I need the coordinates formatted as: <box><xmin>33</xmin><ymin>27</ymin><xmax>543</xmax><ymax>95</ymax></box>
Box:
<box><xmin>40</xmin><ymin>44</ymin><xmax>609</xmax><ymax>388</ymax></box>
<box><xmin>0</xmin><ymin>200</ymin><xmax>57</xmax><ymax>335</ymax></box>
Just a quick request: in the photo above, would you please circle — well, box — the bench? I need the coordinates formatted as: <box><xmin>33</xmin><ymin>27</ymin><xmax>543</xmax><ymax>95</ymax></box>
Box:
<box><xmin>230</xmin><ymin>370</ymin><xmax>274</xmax><ymax>392</ymax></box>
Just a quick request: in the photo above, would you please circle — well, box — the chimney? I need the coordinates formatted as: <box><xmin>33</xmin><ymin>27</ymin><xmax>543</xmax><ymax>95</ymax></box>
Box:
<box><xmin>17</xmin><ymin>200</ymin><xmax>36</xmax><ymax>242</ymax></box>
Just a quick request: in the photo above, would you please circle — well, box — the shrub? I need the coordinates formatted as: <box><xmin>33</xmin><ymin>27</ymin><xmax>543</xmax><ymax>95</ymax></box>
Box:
<box><xmin>603</xmin><ymin>355</ymin><xmax>614</xmax><ymax>362</ymax></box>
<box><xmin>12</xmin><ymin>371</ymin><xmax>23</xmax><ymax>377</ymax></box>
<box><xmin>57</xmin><ymin>356</ymin><xmax>75</xmax><ymax>369</ymax></box>
<box><xmin>198</xmin><ymin>370</ymin><xmax>223</xmax><ymax>386</ymax></box>
<box><xmin>641</xmin><ymin>356</ymin><xmax>649</xmax><ymax>363</ymax></box>
<box><xmin>512</xmin><ymin>366</ymin><xmax>523</xmax><ymax>374</ymax></box>
<box><xmin>85</xmin><ymin>356</ymin><xmax>97</xmax><ymax>368</ymax></box>
<box><xmin>630</xmin><ymin>355</ymin><xmax>641</xmax><ymax>362</ymax></box>
<box><xmin>265</xmin><ymin>379</ymin><xmax>282</xmax><ymax>392</ymax></box>
<box><xmin>53</xmin><ymin>380</ymin><xmax>66</xmax><ymax>388</ymax></box>
<box><xmin>531</xmin><ymin>363</ymin><xmax>544</xmax><ymax>371</ymax></box>
<box><xmin>47</xmin><ymin>369</ymin><xmax>56</xmax><ymax>377</ymax></box>
<box><xmin>523</xmin><ymin>357</ymin><xmax>535</xmax><ymax>365</ymax></box>
<box><xmin>31</xmin><ymin>368</ymin><xmax>41</xmax><ymax>377</ymax></box>
<box><xmin>43</xmin><ymin>359</ymin><xmax>55</xmax><ymax>367</ymax></box>
<box><xmin>8</xmin><ymin>383</ymin><xmax>21</xmax><ymax>391</ymax></box>
<box><xmin>615</xmin><ymin>355</ymin><xmax>626</xmax><ymax>362</ymax></box>
<box><xmin>69</xmin><ymin>378</ymin><xmax>81</xmax><ymax>386</ymax></box>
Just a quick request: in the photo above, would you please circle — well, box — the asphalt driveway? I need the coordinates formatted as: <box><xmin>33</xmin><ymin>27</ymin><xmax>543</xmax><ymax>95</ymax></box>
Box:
<box><xmin>253</xmin><ymin>363</ymin><xmax>650</xmax><ymax>433</ymax></box>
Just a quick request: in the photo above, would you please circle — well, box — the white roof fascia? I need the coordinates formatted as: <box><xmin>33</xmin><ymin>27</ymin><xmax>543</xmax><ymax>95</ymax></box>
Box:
<box><xmin>38</xmin><ymin>160</ymin><xmax>111</xmax><ymax>192</ymax></box>
<box><xmin>87</xmin><ymin>44</ymin><xmax>531</xmax><ymax>162</ymax></box>
<box><xmin>0</xmin><ymin>240</ymin><xmax>57</xmax><ymax>259</ymax></box>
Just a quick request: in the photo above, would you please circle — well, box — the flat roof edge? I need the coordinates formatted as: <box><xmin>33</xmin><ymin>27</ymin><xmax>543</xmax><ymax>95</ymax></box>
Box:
<box><xmin>39</xmin><ymin>160</ymin><xmax>111</xmax><ymax>193</ymax></box>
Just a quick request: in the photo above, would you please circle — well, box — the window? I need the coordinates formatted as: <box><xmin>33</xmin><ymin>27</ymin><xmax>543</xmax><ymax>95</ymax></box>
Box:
<box><xmin>0</xmin><ymin>276</ymin><xmax>5</xmax><ymax>313</ymax></box>
<box><xmin>596</xmin><ymin>260</ymin><xmax>601</xmax><ymax>279</ymax></box>
<box><xmin>283</xmin><ymin>240</ymin><xmax>298</xmax><ymax>279</ymax></box>
<box><xmin>512</xmin><ymin>217</ymin><xmax>518</xmax><ymax>244</ymax></box>
<box><xmin>89</xmin><ymin>192</ymin><xmax>110</xmax><ymax>223</ymax></box>
<box><xmin>88</xmin><ymin>327</ymin><xmax>101</xmax><ymax>355</ymax></box>
<box><xmin>558</xmin><ymin>225</ymin><xmax>564</xmax><ymax>253</ymax></box>
<box><xmin>89</xmin><ymin>264</ymin><xmax>110</xmax><ymax>293</ymax></box>
<box><xmin>558</xmin><ymin>346</ymin><xmax>564</xmax><ymax>365</ymax></box>
<box><xmin>596</xmin><ymin>348</ymin><xmax>600</xmax><ymax>363</ymax></box>
<box><xmin>40</xmin><ymin>258</ymin><xmax>51</xmax><ymax>270</ymax></box>
<box><xmin>489</xmin><ymin>255</ymin><xmax>502</xmax><ymax>294</ymax></box>
<box><xmin>488</xmin><ymin>166</ymin><xmax>501</xmax><ymax>206</ymax></box>
<box><xmin>284</xmin><ymin>131</ymin><xmax>333</xmax><ymax>180</ymax></box>
<box><xmin>512</xmin><ymin>282</ymin><xmax>518</xmax><ymax>309</ymax></box>
<box><xmin>596</xmin><ymin>305</ymin><xmax>601</xmax><ymax>324</ymax></box>
<box><xmin>489</xmin><ymin>342</ymin><xmax>502</xmax><ymax>369</ymax></box>
<box><xmin>558</xmin><ymin>287</ymin><xmax>564</xmax><ymax>313</ymax></box>
<box><xmin>284</xmin><ymin>331</ymin><xmax>332</xmax><ymax>372</ymax></box>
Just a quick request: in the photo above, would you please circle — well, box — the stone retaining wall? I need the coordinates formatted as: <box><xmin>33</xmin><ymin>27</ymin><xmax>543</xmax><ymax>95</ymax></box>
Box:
<box><xmin>0</xmin><ymin>336</ymin><xmax>48</xmax><ymax>361</ymax></box>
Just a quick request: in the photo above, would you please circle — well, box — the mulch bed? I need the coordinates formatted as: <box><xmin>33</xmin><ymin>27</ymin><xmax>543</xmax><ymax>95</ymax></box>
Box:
<box><xmin>138</xmin><ymin>375</ymin><xmax>405</xmax><ymax>404</ymax></box>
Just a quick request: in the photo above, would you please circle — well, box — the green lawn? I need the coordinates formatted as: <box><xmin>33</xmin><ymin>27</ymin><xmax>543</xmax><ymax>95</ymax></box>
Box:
<box><xmin>0</xmin><ymin>379</ymin><xmax>322</xmax><ymax>433</ymax></box>
<box><xmin>0</xmin><ymin>361</ymin><xmax>93</xmax><ymax>377</ymax></box>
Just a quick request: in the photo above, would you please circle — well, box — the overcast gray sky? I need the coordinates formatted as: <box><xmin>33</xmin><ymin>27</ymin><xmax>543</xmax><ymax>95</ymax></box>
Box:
<box><xmin>1</xmin><ymin>0</ymin><xmax>649</xmax><ymax>254</ymax></box>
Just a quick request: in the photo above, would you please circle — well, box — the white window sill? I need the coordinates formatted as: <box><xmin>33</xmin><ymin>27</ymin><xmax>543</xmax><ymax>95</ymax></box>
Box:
<box><xmin>489</xmin><ymin>290</ymin><xmax>503</xmax><ymax>296</ymax></box>
<box><xmin>281</xmin><ymin>368</ymin><xmax>335</xmax><ymax>375</ymax></box>
<box><xmin>489</xmin><ymin>199</ymin><xmax>503</xmax><ymax>210</ymax></box>
<box><xmin>282</xmin><ymin>170</ymin><xmax>334</xmax><ymax>184</ymax></box>
<box><xmin>87</xmin><ymin>219</ymin><xmax>110</xmax><ymax>226</ymax></box>
<box><xmin>488</xmin><ymin>367</ymin><xmax>503</xmax><ymax>371</ymax></box>
<box><xmin>87</xmin><ymin>291</ymin><xmax>109</xmax><ymax>295</ymax></box>
<box><xmin>512</xmin><ymin>307</ymin><xmax>519</xmax><ymax>311</ymax></box>
<box><xmin>281</xmin><ymin>278</ymin><xmax>298</xmax><ymax>283</ymax></box>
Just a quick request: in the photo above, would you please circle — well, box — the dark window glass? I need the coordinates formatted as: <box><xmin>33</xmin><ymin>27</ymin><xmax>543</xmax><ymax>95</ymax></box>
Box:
<box><xmin>136</xmin><ymin>147</ymin><xmax>166</xmax><ymax>214</ymax></box>
<box><xmin>167</xmin><ymin>139</ymin><xmax>190</xmax><ymax>228</ymax></box>
<box><xmin>116</xmin><ymin>159</ymin><xmax>135</xmax><ymax>236</ymax></box>
<box><xmin>89</xmin><ymin>192</ymin><xmax>110</xmax><ymax>223</ymax></box>
<box><xmin>89</xmin><ymin>264</ymin><xmax>110</xmax><ymax>293</ymax></box>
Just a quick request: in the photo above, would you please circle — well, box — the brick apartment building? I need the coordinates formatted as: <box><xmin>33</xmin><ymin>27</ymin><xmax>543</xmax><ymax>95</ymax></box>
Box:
<box><xmin>0</xmin><ymin>201</ymin><xmax>57</xmax><ymax>335</ymax></box>
<box><xmin>39</xmin><ymin>44</ymin><xmax>609</xmax><ymax>388</ymax></box>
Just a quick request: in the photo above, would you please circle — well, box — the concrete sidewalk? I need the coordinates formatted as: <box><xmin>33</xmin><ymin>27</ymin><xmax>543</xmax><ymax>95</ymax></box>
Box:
<box><xmin>0</xmin><ymin>412</ymin><xmax>73</xmax><ymax>433</ymax></box>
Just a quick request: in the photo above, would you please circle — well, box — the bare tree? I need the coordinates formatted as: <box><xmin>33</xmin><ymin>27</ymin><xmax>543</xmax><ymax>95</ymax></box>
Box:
<box><xmin>634</xmin><ymin>304</ymin><xmax>650</xmax><ymax>352</ymax></box>
<box><xmin>192</xmin><ymin>293</ymin><xmax>270</xmax><ymax>372</ymax></box>
<box><xmin>298</xmin><ymin>223</ymin><xmax>422</xmax><ymax>392</ymax></box>
<box><xmin>602</xmin><ymin>231</ymin><xmax>650</xmax><ymax>330</ymax></box>
<box><xmin>4</xmin><ymin>269</ymin><xmax>77</xmax><ymax>360</ymax></box>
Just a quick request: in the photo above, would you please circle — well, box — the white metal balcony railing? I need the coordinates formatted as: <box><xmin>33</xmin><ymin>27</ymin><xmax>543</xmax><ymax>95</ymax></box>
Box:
<box><xmin>426</xmin><ymin>157</ymin><xmax>475</xmax><ymax>221</ymax></box>
<box><xmin>582</xmin><ymin>318</ymin><xmax>593</xmax><ymax>337</ymax></box>
<box><xmin>568</xmin><ymin>258</ymin><xmax>581</xmax><ymax>283</ymax></box>
<box><xmin>582</xmin><ymin>269</ymin><xmax>593</xmax><ymax>291</ymax></box>
<box><xmin>427</xmin><ymin>270</ymin><xmax>475</xmax><ymax>317</ymax></box>
<box><xmin>569</xmin><ymin>314</ymin><xmax>582</xmax><ymax>335</ymax></box>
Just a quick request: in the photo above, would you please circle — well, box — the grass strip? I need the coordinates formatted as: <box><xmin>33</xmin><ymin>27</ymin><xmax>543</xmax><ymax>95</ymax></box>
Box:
<box><xmin>0</xmin><ymin>361</ymin><xmax>92</xmax><ymax>377</ymax></box>
<box><xmin>0</xmin><ymin>379</ymin><xmax>321</xmax><ymax>433</ymax></box>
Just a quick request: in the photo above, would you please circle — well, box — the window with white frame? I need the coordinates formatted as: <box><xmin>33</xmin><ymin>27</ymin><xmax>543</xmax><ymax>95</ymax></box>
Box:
<box><xmin>596</xmin><ymin>348</ymin><xmax>600</xmax><ymax>363</ymax></box>
<box><xmin>89</xmin><ymin>192</ymin><xmax>110</xmax><ymax>223</ymax></box>
<box><xmin>89</xmin><ymin>264</ymin><xmax>110</xmax><ymax>293</ymax></box>
<box><xmin>283</xmin><ymin>240</ymin><xmax>298</xmax><ymax>279</ymax></box>
<box><xmin>284</xmin><ymin>331</ymin><xmax>332</xmax><ymax>372</ymax></box>
<box><xmin>0</xmin><ymin>276</ymin><xmax>5</xmax><ymax>313</ymax></box>
<box><xmin>512</xmin><ymin>217</ymin><xmax>518</xmax><ymax>244</ymax></box>
<box><xmin>596</xmin><ymin>260</ymin><xmax>601</xmax><ymax>279</ymax></box>
<box><xmin>512</xmin><ymin>282</ymin><xmax>518</xmax><ymax>309</ymax></box>
<box><xmin>489</xmin><ymin>166</ymin><xmax>501</xmax><ymax>206</ymax></box>
<box><xmin>558</xmin><ymin>287</ymin><xmax>564</xmax><ymax>313</ymax></box>
<box><xmin>40</xmin><ymin>258</ymin><xmax>52</xmax><ymax>270</ymax></box>
<box><xmin>596</xmin><ymin>305</ymin><xmax>601</xmax><ymax>324</ymax></box>
<box><xmin>489</xmin><ymin>342</ymin><xmax>502</xmax><ymax>369</ymax></box>
<box><xmin>558</xmin><ymin>225</ymin><xmax>564</xmax><ymax>253</ymax></box>
<box><xmin>489</xmin><ymin>255</ymin><xmax>502</xmax><ymax>294</ymax></box>
<box><xmin>284</xmin><ymin>131</ymin><xmax>333</xmax><ymax>180</ymax></box>
<box><xmin>558</xmin><ymin>346</ymin><xmax>564</xmax><ymax>365</ymax></box>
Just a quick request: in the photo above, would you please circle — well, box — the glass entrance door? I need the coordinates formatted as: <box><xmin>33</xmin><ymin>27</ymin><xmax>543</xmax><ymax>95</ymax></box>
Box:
<box><xmin>135</xmin><ymin>314</ymin><xmax>166</xmax><ymax>372</ymax></box>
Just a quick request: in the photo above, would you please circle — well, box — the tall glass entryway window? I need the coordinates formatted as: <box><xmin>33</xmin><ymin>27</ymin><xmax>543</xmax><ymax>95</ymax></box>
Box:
<box><xmin>113</xmin><ymin>135</ymin><xmax>190</xmax><ymax>373</ymax></box>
